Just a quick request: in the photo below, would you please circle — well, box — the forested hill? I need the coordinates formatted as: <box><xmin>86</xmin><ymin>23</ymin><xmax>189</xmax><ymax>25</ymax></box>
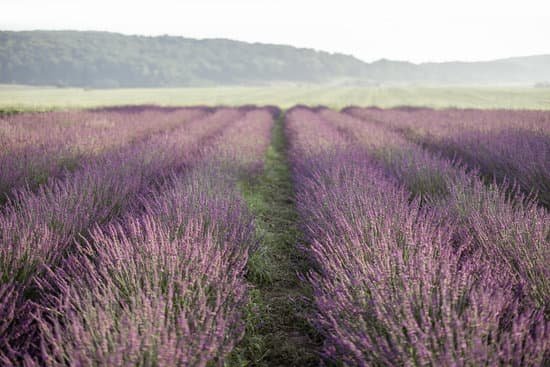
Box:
<box><xmin>0</xmin><ymin>30</ymin><xmax>370</xmax><ymax>87</ymax></box>
<box><xmin>1</xmin><ymin>30</ymin><xmax>549</xmax><ymax>87</ymax></box>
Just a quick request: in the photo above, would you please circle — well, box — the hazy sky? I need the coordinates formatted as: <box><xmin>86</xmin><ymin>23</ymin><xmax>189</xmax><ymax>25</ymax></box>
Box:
<box><xmin>2</xmin><ymin>0</ymin><xmax>550</xmax><ymax>63</ymax></box>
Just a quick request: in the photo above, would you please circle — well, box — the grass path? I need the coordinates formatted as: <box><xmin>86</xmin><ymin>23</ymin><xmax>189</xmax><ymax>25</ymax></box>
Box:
<box><xmin>229</xmin><ymin>113</ymin><xmax>321</xmax><ymax>366</ymax></box>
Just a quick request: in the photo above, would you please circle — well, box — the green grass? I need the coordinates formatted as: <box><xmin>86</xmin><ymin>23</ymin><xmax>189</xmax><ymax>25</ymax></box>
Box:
<box><xmin>228</xmin><ymin>113</ymin><xmax>321</xmax><ymax>366</ymax></box>
<box><xmin>1</xmin><ymin>84</ymin><xmax>550</xmax><ymax>110</ymax></box>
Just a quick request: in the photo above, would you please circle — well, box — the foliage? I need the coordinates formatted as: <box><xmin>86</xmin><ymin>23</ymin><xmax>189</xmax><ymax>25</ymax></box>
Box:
<box><xmin>0</xmin><ymin>31</ymin><xmax>368</xmax><ymax>87</ymax></box>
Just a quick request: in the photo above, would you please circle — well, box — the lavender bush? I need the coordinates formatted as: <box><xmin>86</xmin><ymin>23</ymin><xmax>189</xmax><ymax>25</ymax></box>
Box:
<box><xmin>287</xmin><ymin>106</ymin><xmax>549</xmax><ymax>366</ymax></box>
<box><xmin>0</xmin><ymin>106</ymin><xmax>277</xmax><ymax>365</ymax></box>
<box><xmin>0</xmin><ymin>108</ymin><xmax>206</xmax><ymax>201</ymax></box>
<box><xmin>29</xmin><ymin>107</ymin><xmax>275</xmax><ymax>366</ymax></box>
<box><xmin>345</xmin><ymin>107</ymin><xmax>550</xmax><ymax>206</ymax></box>
<box><xmin>2</xmin><ymin>104</ymin><xmax>548</xmax><ymax>366</ymax></box>
<box><xmin>319</xmin><ymin>109</ymin><xmax>550</xmax><ymax>309</ymax></box>
<box><xmin>4</xmin><ymin>107</ymin><xmax>276</xmax><ymax>366</ymax></box>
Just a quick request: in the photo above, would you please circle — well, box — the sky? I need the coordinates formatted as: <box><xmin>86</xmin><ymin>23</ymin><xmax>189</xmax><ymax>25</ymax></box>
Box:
<box><xmin>2</xmin><ymin>0</ymin><xmax>550</xmax><ymax>63</ymax></box>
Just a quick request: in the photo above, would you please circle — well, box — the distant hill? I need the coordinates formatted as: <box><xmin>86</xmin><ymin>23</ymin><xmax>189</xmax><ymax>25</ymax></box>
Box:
<box><xmin>369</xmin><ymin>55</ymin><xmax>550</xmax><ymax>84</ymax></box>
<box><xmin>1</xmin><ymin>30</ymin><xmax>549</xmax><ymax>87</ymax></box>
<box><xmin>0</xmin><ymin>30</ymin><xmax>370</xmax><ymax>87</ymax></box>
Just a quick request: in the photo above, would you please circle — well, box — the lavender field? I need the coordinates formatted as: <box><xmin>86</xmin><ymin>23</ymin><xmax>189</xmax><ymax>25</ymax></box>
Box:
<box><xmin>0</xmin><ymin>105</ymin><xmax>549</xmax><ymax>366</ymax></box>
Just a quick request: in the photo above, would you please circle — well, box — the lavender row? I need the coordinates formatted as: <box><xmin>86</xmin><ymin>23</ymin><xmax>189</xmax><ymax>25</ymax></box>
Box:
<box><xmin>0</xmin><ymin>107</ymin><xmax>240</xmax><ymax>285</ymax></box>
<box><xmin>0</xmin><ymin>107</ymin><xmax>248</xmax><ymax>363</ymax></box>
<box><xmin>319</xmin><ymin>108</ymin><xmax>550</xmax><ymax>309</ymax></box>
<box><xmin>287</xmin><ymin>107</ymin><xmax>549</xmax><ymax>365</ymax></box>
<box><xmin>345</xmin><ymin>107</ymin><xmax>550</xmax><ymax>206</ymax></box>
<box><xmin>0</xmin><ymin>108</ymin><xmax>207</xmax><ymax>202</ymax></box>
<box><xmin>26</xmin><ymin>108</ymin><xmax>275</xmax><ymax>366</ymax></box>
<box><xmin>1</xmin><ymin>107</ymin><xmax>207</xmax><ymax>154</ymax></box>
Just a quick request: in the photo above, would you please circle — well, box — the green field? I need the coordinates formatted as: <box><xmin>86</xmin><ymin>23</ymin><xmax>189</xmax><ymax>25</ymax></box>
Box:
<box><xmin>1</xmin><ymin>85</ymin><xmax>550</xmax><ymax>111</ymax></box>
